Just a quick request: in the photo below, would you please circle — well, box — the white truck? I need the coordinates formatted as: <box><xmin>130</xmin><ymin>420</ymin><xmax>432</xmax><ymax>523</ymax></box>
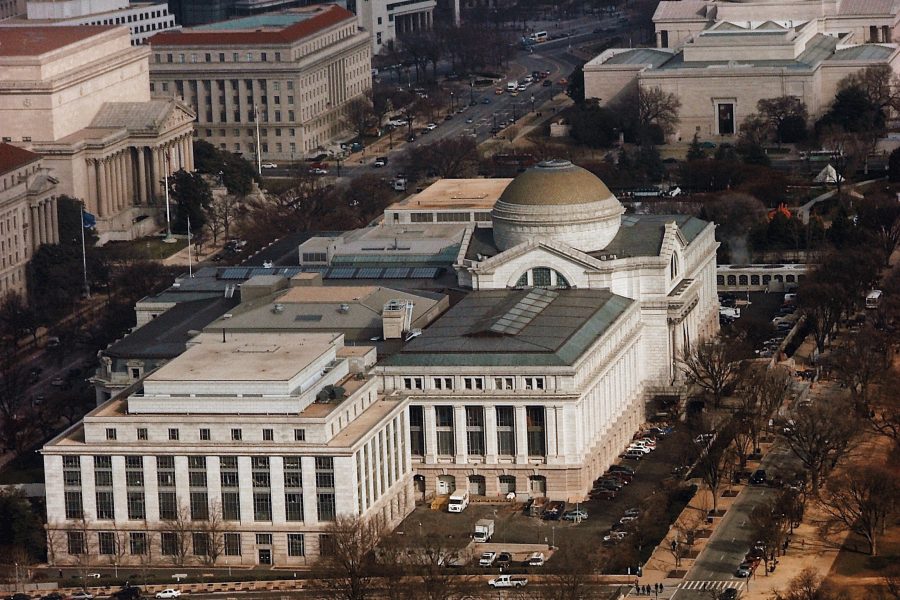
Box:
<box><xmin>448</xmin><ymin>489</ymin><xmax>469</xmax><ymax>513</ymax></box>
<box><xmin>506</xmin><ymin>81</ymin><xmax>517</xmax><ymax>92</ymax></box>
<box><xmin>473</xmin><ymin>518</ymin><xmax>494</xmax><ymax>542</ymax></box>
<box><xmin>488</xmin><ymin>575</ymin><xmax>528</xmax><ymax>589</ymax></box>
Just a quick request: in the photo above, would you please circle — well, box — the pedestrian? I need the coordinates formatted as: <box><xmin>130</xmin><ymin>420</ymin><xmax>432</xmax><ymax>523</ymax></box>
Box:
<box><xmin>635</xmin><ymin>582</ymin><xmax>640</xmax><ymax>594</ymax></box>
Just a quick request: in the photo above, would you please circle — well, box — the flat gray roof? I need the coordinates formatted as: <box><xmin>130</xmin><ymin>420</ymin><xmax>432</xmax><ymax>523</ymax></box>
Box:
<box><xmin>380</xmin><ymin>289</ymin><xmax>633</xmax><ymax>367</ymax></box>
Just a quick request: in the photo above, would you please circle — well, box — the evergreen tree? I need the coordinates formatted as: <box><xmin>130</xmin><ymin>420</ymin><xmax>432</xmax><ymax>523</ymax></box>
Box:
<box><xmin>168</xmin><ymin>169</ymin><xmax>212</xmax><ymax>234</ymax></box>
<box><xmin>686</xmin><ymin>134</ymin><xmax>706</xmax><ymax>161</ymax></box>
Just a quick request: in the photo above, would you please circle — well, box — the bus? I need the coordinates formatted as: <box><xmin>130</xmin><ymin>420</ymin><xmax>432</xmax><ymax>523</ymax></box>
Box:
<box><xmin>529</xmin><ymin>31</ymin><xmax>548</xmax><ymax>43</ymax></box>
<box><xmin>866</xmin><ymin>289</ymin><xmax>882</xmax><ymax>309</ymax></box>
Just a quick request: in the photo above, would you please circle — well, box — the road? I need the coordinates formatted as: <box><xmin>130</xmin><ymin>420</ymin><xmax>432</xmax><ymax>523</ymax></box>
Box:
<box><xmin>670</xmin><ymin>438</ymin><xmax>805</xmax><ymax>599</ymax></box>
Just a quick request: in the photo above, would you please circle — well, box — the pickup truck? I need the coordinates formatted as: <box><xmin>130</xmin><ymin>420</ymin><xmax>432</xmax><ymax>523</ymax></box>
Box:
<box><xmin>488</xmin><ymin>575</ymin><xmax>528</xmax><ymax>588</ymax></box>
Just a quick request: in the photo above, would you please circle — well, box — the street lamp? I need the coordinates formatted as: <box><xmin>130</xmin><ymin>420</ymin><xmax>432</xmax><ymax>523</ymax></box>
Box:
<box><xmin>449</xmin><ymin>92</ymin><xmax>454</xmax><ymax>115</ymax></box>
<box><xmin>469</xmin><ymin>81</ymin><xmax>475</xmax><ymax>105</ymax></box>
<box><xmin>531</xmin><ymin>95</ymin><xmax>536</xmax><ymax>112</ymax></box>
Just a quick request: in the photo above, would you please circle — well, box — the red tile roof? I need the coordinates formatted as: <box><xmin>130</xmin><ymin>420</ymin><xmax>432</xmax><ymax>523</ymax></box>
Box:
<box><xmin>0</xmin><ymin>25</ymin><xmax>117</xmax><ymax>56</ymax></box>
<box><xmin>149</xmin><ymin>5</ymin><xmax>354</xmax><ymax>47</ymax></box>
<box><xmin>0</xmin><ymin>143</ymin><xmax>40</xmax><ymax>174</ymax></box>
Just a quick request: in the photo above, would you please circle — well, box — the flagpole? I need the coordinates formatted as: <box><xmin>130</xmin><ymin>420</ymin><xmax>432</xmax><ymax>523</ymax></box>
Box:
<box><xmin>187</xmin><ymin>215</ymin><xmax>193</xmax><ymax>278</ymax></box>
<box><xmin>163</xmin><ymin>148</ymin><xmax>175</xmax><ymax>243</ymax></box>
<box><xmin>80</xmin><ymin>202</ymin><xmax>90</xmax><ymax>299</ymax></box>
<box><xmin>255</xmin><ymin>104</ymin><xmax>262</xmax><ymax>175</ymax></box>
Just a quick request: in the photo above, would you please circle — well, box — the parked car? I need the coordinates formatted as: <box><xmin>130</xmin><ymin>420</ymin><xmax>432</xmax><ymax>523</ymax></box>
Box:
<box><xmin>526</xmin><ymin>552</ymin><xmax>545</xmax><ymax>567</ymax></box>
<box><xmin>602</xmin><ymin>531</ymin><xmax>628</xmax><ymax>543</ymax></box>
<box><xmin>495</xmin><ymin>551</ymin><xmax>512</xmax><ymax>569</ymax></box>
<box><xmin>71</xmin><ymin>592</ymin><xmax>94</xmax><ymax>600</ymax></box>
<box><xmin>596</xmin><ymin>478</ymin><xmax>624</xmax><ymax>491</ymax></box>
<box><xmin>154</xmin><ymin>591</ymin><xmax>181</xmax><ymax>600</ymax></box>
<box><xmin>622</xmin><ymin>450</ymin><xmax>645</xmax><ymax>460</ymax></box>
<box><xmin>735</xmin><ymin>562</ymin><xmax>754</xmax><ymax>577</ymax></box>
<box><xmin>542</xmin><ymin>79</ymin><xmax>552</xmax><ymax>86</ymax></box>
<box><xmin>589</xmin><ymin>488</ymin><xmax>617</xmax><ymax>500</ymax></box>
<box><xmin>309</xmin><ymin>167</ymin><xmax>329</xmax><ymax>175</ymax></box>
<box><xmin>260</xmin><ymin>162</ymin><xmax>278</xmax><ymax>169</ymax></box>
<box><xmin>721</xmin><ymin>590</ymin><xmax>739</xmax><ymax>600</ymax></box>
<box><xmin>625</xmin><ymin>444</ymin><xmax>652</xmax><ymax>455</ymax></box>
<box><xmin>624</xmin><ymin>507</ymin><xmax>641</xmax><ymax>517</ymax></box>
<box><xmin>488</xmin><ymin>575</ymin><xmax>528</xmax><ymax>588</ymax></box>
<box><xmin>373</xmin><ymin>157</ymin><xmax>388</xmax><ymax>167</ymax></box>
<box><xmin>618</xmin><ymin>515</ymin><xmax>638</xmax><ymax>525</ymax></box>
<box><xmin>606</xmin><ymin>470</ymin><xmax>632</xmax><ymax>483</ymax></box>
<box><xmin>542</xmin><ymin>501</ymin><xmax>565</xmax><ymax>520</ymax></box>
<box><xmin>562</xmin><ymin>509</ymin><xmax>589</xmax><ymax>521</ymax></box>
<box><xmin>608</xmin><ymin>465</ymin><xmax>635</xmax><ymax>475</ymax></box>
<box><xmin>479</xmin><ymin>551</ymin><xmax>497</xmax><ymax>567</ymax></box>
<box><xmin>750</xmin><ymin>469</ymin><xmax>767</xmax><ymax>485</ymax></box>
<box><xmin>112</xmin><ymin>587</ymin><xmax>142</xmax><ymax>600</ymax></box>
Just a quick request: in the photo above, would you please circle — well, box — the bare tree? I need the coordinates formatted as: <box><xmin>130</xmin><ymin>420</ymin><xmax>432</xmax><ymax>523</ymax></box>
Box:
<box><xmin>825</xmin><ymin>325</ymin><xmax>891</xmax><ymax>408</ymax></box>
<box><xmin>315</xmin><ymin>514</ymin><xmax>384</xmax><ymax>600</ymax></box>
<box><xmin>198</xmin><ymin>500</ymin><xmax>230</xmax><ymax>566</ymax></box>
<box><xmin>749</xmin><ymin>498</ymin><xmax>790</xmax><ymax>572</ymax></box>
<box><xmin>539</xmin><ymin>541</ymin><xmax>610</xmax><ymax>600</ymax></box>
<box><xmin>694</xmin><ymin>432</ymin><xmax>735</xmax><ymax>514</ymax></box>
<box><xmin>781</xmin><ymin>396</ymin><xmax>860</xmax><ymax>494</ymax></box>
<box><xmin>680</xmin><ymin>338</ymin><xmax>745</xmax><ymax>408</ymax></box>
<box><xmin>818</xmin><ymin>464</ymin><xmax>899</xmax><ymax>556</ymax></box>
<box><xmin>798</xmin><ymin>278</ymin><xmax>844</xmax><ymax>355</ymax></box>
<box><xmin>757</xmin><ymin>96</ymin><xmax>808</xmax><ymax>144</ymax></box>
<box><xmin>637</xmin><ymin>86</ymin><xmax>682</xmax><ymax>136</ymax></box>
<box><xmin>772</xmin><ymin>566</ymin><xmax>849</xmax><ymax>600</ymax></box>
<box><xmin>160</xmin><ymin>503</ymin><xmax>193</xmax><ymax>567</ymax></box>
<box><xmin>740</xmin><ymin>365</ymin><xmax>793</xmax><ymax>448</ymax></box>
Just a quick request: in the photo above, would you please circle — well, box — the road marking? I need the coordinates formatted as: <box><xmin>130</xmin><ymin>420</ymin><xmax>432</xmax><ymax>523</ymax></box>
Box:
<box><xmin>679</xmin><ymin>581</ymin><xmax>745</xmax><ymax>590</ymax></box>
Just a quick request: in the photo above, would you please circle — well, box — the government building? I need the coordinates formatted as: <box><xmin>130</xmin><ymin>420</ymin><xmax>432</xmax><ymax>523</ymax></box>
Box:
<box><xmin>0</xmin><ymin>25</ymin><xmax>195</xmax><ymax>243</ymax></box>
<box><xmin>44</xmin><ymin>332</ymin><xmax>413</xmax><ymax>565</ymax></box>
<box><xmin>43</xmin><ymin>161</ymin><xmax>719</xmax><ymax>566</ymax></box>
<box><xmin>584</xmin><ymin>0</ymin><xmax>900</xmax><ymax>139</ymax></box>
<box><xmin>148</xmin><ymin>5</ymin><xmax>372</xmax><ymax>161</ymax></box>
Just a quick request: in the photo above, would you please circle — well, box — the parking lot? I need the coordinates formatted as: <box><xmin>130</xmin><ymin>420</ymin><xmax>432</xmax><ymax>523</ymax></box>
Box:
<box><xmin>397</xmin><ymin>429</ymin><xmax>697</xmax><ymax>572</ymax></box>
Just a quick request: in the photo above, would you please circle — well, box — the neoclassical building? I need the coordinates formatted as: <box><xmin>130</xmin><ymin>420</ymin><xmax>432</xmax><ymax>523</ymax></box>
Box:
<box><xmin>0</xmin><ymin>143</ymin><xmax>59</xmax><ymax>298</ymax></box>
<box><xmin>0</xmin><ymin>25</ymin><xmax>195</xmax><ymax>243</ymax></box>
<box><xmin>376</xmin><ymin>160</ymin><xmax>719</xmax><ymax>500</ymax></box>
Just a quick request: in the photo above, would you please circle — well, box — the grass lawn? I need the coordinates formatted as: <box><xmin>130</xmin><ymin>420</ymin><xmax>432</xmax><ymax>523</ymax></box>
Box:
<box><xmin>104</xmin><ymin>236</ymin><xmax>187</xmax><ymax>260</ymax></box>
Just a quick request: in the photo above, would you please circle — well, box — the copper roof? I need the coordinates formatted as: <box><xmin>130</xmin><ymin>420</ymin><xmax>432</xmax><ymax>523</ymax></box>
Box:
<box><xmin>0</xmin><ymin>25</ymin><xmax>115</xmax><ymax>56</ymax></box>
<box><xmin>148</xmin><ymin>5</ymin><xmax>354</xmax><ymax>47</ymax></box>
<box><xmin>0</xmin><ymin>143</ymin><xmax>40</xmax><ymax>174</ymax></box>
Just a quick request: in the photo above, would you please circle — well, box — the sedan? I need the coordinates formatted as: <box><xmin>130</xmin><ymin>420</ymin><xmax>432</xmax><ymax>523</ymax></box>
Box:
<box><xmin>155</xmin><ymin>591</ymin><xmax>182</xmax><ymax>599</ymax></box>
<box><xmin>624</xmin><ymin>507</ymin><xmax>641</xmax><ymax>517</ymax></box>
<box><xmin>618</xmin><ymin>515</ymin><xmax>638</xmax><ymax>525</ymax></box>
<box><xmin>260</xmin><ymin>162</ymin><xmax>278</xmax><ymax>169</ymax></box>
<box><xmin>602</xmin><ymin>531</ymin><xmax>628</xmax><ymax>543</ymax></box>
<box><xmin>495</xmin><ymin>551</ymin><xmax>512</xmax><ymax>568</ymax></box>
<box><xmin>309</xmin><ymin>168</ymin><xmax>328</xmax><ymax>175</ymax></box>
<box><xmin>735</xmin><ymin>562</ymin><xmax>753</xmax><ymax>578</ymax></box>
<box><xmin>722</xmin><ymin>590</ymin><xmax>738</xmax><ymax>600</ymax></box>
<box><xmin>562</xmin><ymin>509</ymin><xmax>588</xmax><ymax>521</ymax></box>
<box><xmin>71</xmin><ymin>593</ymin><xmax>94</xmax><ymax>600</ymax></box>
<box><xmin>425</xmin><ymin>123</ymin><xmax>438</xmax><ymax>130</ymax></box>
<box><xmin>373</xmin><ymin>157</ymin><xmax>388</xmax><ymax>167</ymax></box>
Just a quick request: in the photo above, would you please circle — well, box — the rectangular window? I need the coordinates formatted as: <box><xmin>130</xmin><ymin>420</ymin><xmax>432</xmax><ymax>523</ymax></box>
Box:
<box><xmin>463</xmin><ymin>377</ymin><xmax>484</xmax><ymax>390</ymax></box>
<box><xmin>263</xmin><ymin>428</ymin><xmax>274</xmax><ymax>441</ymax></box>
<box><xmin>127</xmin><ymin>491</ymin><xmax>145</xmax><ymax>520</ymax></box>
<box><xmin>157</xmin><ymin>456</ymin><xmax>175</xmax><ymax>488</ymax></box>
<box><xmin>160</xmin><ymin>531</ymin><xmax>177</xmax><ymax>556</ymax></box>
<box><xmin>465</xmin><ymin>406</ymin><xmax>485</xmax><ymax>456</ymax></box>
<box><xmin>253</xmin><ymin>493</ymin><xmax>272</xmax><ymax>521</ymax></box>
<box><xmin>192</xmin><ymin>532</ymin><xmax>210</xmax><ymax>556</ymax></box>
<box><xmin>137</xmin><ymin>428</ymin><xmax>148</xmax><ymax>440</ymax></box>
<box><xmin>408</xmin><ymin>405</ymin><xmax>424</xmax><ymax>456</ymax></box>
<box><xmin>231</xmin><ymin>428</ymin><xmax>242</xmax><ymax>441</ymax></box>
<box><xmin>252</xmin><ymin>456</ymin><xmax>270</xmax><ymax>487</ymax></box>
<box><xmin>435</xmin><ymin>406</ymin><xmax>454</xmax><ymax>455</ymax></box>
<box><xmin>129</xmin><ymin>532</ymin><xmax>147</xmax><ymax>555</ymax></box>
<box><xmin>168</xmin><ymin>428</ymin><xmax>179</xmax><ymax>441</ymax></box>
<box><xmin>294</xmin><ymin>428</ymin><xmax>306</xmax><ymax>441</ymax></box>
<box><xmin>106</xmin><ymin>428</ymin><xmax>117</xmax><ymax>441</ymax></box>
<box><xmin>496</xmin><ymin>406</ymin><xmax>516</xmax><ymax>456</ymax></box>
<box><xmin>402</xmin><ymin>377</ymin><xmax>423</xmax><ymax>390</ymax></box>
<box><xmin>95</xmin><ymin>491</ymin><xmax>114</xmax><ymax>520</ymax></box>
<box><xmin>432</xmin><ymin>377</ymin><xmax>453</xmax><ymax>390</ymax></box>
<box><xmin>256</xmin><ymin>533</ymin><xmax>273</xmax><ymax>545</ymax></box>
<box><xmin>285</xmin><ymin>492</ymin><xmax>304</xmax><ymax>521</ymax></box>
<box><xmin>67</xmin><ymin>531</ymin><xmax>85</xmax><ymax>555</ymax></box>
<box><xmin>524</xmin><ymin>377</ymin><xmax>545</xmax><ymax>390</ymax></box>
<box><xmin>190</xmin><ymin>491</ymin><xmax>209</xmax><ymax>521</ymax></box>
<box><xmin>315</xmin><ymin>457</ymin><xmax>336</xmax><ymax>522</ymax></box>
<box><xmin>526</xmin><ymin>406</ymin><xmax>546</xmax><ymax>456</ymax></box>
<box><xmin>494</xmin><ymin>377</ymin><xmax>514</xmax><ymax>390</ymax></box>
<box><xmin>224</xmin><ymin>532</ymin><xmax>241</xmax><ymax>556</ymax></box>
<box><xmin>64</xmin><ymin>491</ymin><xmax>83</xmax><ymax>519</ymax></box>
<box><xmin>222</xmin><ymin>492</ymin><xmax>241</xmax><ymax>521</ymax></box>
<box><xmin>158</xmin><ymin>491</ymin><xmax>177</xmax><ymax>520</ymax></box>
<box><xmin>287</xmin><ymin>533</ymin><xmax>305</xmax><ymax>556</ymax></box>
<box><xmin>98</xmin><ymin>531</ymin><xmax>116</xmax><ymax>555</ymax></box>
<box><xmin>199</xmin><ymin>428</ymin><xmax>211</xmax><ymax>441</ymax></box>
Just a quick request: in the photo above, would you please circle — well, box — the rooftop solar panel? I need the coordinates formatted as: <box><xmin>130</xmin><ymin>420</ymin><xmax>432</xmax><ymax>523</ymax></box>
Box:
<box><xmin>411</xmin><ymin>267</ymin><xmax>440</xmax><ymax>278</ymax></box>
<box><xmin>326</xmin><ymin>267</ymin><xmax>356</xmax><ymax>279</ymax></box>
<box><xmin>356</xmin><ymin>268</ymin><xmax>384</xmax><ymax>279</ymax></box>
<box><xmin>383</xmin><ymin>268</ymin><xmax>411</xmax><ymax>278</ymax></box>
<box><xmin>220</xmin><ymin>268</ymin><xmax>250</xmax><ymax>280</ymax></box>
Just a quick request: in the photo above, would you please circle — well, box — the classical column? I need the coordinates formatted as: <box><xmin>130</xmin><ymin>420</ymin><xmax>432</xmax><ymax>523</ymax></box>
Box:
<box><xmin>183</xmin><ymin>135</ymin><xmax>191</xmax><ymax>171</ymax></box>
<box><xmin>136</xmin><ymin>148</ymin><xmax>147</xmax><ymax>205</ymax></box>
<box><xmin>104</xmin><ymin>158</ymin><xmax>114</xmax><ymax>217</ymax></box>
<box><xmin>50</xmin><ymin>197</ymin><xmax>59</xmax><ymax>244</ymax></box>
<box><xmin>86</xmin><ymin>159</ymin><xmax>98</xmax><ymax>216</ymax></box>
<box><xmin>151</xmin><ymin>146</ymin><xmax>161</xmax><ymax>199</ymax></box>
<box><xmin>38</xmin><ymin>202</ymin><xmax>48</xmax><ymax>246</ymax></box>
<box><xmin>30</xmin><ymin>205</ymin><xmax>40</xmax><ymax>249</ymax></box>
<box><xmin>515</xmin><ymin>406</ymin><xmax>528</xmax><ymax>463</ymax></box>
<box><xmin>97</xmin><ymin>160</ymin><xmax>107</xmax><ymax>218</ymax></box>
<box><xmin>453</xmin><ymin>405</ymin><xmax>467</xmax><ymax>464</ymax></box>
<box><xmin>116</xmin><ymin>151</ymin><xmax>125</xmax><ymax>211</ymax></box>
<box><xmin>423</xmin><ymin>405</ymin><xmax>437</xmax><ymax>462</ymax></box>
<box><xmin>125</xmin><ymin>149</ymin><xmax>135</xmax><ymax>206</ymax></box>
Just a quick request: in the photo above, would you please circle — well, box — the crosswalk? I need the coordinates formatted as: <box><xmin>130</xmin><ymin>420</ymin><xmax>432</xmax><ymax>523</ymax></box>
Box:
<box><xmin>679</xmin><ymin>580</ymin><xmax>745</xmax><ymax>591</ymax></box>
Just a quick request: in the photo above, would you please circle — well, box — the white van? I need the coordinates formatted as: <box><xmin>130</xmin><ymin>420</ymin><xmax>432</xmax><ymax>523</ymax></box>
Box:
<box><xmin>527</xmin><ymin>552</ymin><xmax>545</xmax><ymax>566</ymax></box>
<box><xmin>507</xmin><ymin>81</ymin><xmax>517</xmax><ymax>92</ymax></box>
<box><xmin>866</xmin><ymin>289</ymin><xmax>883</xmax><ymax>309</ymax></box>
<box><xmin>448</xmin><ymin>490</ymin><xmax>469</xmax><ymax>513</ymax></box>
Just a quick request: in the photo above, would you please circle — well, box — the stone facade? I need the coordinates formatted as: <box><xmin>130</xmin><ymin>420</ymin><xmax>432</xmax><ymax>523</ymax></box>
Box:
<box><xmin>0</xmin><ymin>143</ymin><xmax>58</xmax><ymax>298</ymax></box>
<box><xmin>43</xmin><ymin>333</ymin><xmax>414</xmax><ymax>566</ymax></box>
<box><xmin>15</xmin><ymin>0</ymin><xmax>179</xmax><ymax>45</ymax></box>
<box><xmin>148</xmin><ymin>5</ymin><xmax>372</xmax><ymax>161</ymax></box>
<box><xmin>0</xmin><ymin>25</ymin><xmax>196</xmax><ymax>243</ymax></box>
<box><xmin>349</xmin><ymin>0</ymin><xmax>436</xmax><ymax>51</ymax></box>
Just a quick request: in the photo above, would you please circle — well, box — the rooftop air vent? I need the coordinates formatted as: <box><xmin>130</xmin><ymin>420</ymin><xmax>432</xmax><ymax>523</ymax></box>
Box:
<box><xmin>338</xmin><ymin>303</ymin><xmax>350</xmax><ymax>313</ymax></box>
<box><xmin>272</xmin><ymin>303</ymin><xmax>285</xmax><ymax>314</ymax></box>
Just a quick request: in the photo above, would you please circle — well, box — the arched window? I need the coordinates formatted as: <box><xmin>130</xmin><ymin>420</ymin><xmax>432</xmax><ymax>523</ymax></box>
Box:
<box><xmin>670</xmin><ymin>254</ymin><xmax>679</xmax><ymax>279</ymax></box>
<box><xmin>514</xmin><ymin>268</ymin><xmax>570</xmax><ymax>289</ymax></box>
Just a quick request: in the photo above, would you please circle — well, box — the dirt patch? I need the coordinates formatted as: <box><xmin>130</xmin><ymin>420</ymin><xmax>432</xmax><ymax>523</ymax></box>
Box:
<box><xmin>722</xmin><ymin>490</ymin><xmax>739</xmax><ymax>497</ymax></box>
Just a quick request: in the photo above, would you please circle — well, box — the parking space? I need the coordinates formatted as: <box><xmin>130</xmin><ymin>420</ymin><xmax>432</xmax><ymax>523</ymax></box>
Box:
<box><xmin>397</xmin><ymin>427</ymin><xmax>696</xmax><ymax>571</ymax></box>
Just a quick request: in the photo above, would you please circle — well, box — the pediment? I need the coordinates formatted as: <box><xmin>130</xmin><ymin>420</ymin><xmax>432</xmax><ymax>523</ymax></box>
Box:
<box><xmin>475</xmin><ymin>238</ymin><xmax>603</xmax><ymax>273</ymax></box>
<box><xmin>161</xmin><ymin>102</ymin><xmax>196</xmax><ymax>133</ymax></box>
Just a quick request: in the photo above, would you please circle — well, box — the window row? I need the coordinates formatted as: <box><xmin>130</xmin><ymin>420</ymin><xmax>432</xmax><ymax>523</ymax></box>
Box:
<box><xmin>104</xmin><ymin>427</ymin><xmax>306</xmax><ymax>442</ymax></box>
<box><xmin>407</xmin><ymin>405</ymin><xmax>546</xmax><ymax>457</ymax></box>
<box><xmin>402</xmin><ymin>376</ymin><xmax>546</xmax><ymax>391</ymax></box>
<box><xmin>66</xmin><ymin>531</ymin><xmax>310</xmax><ymax>558</ymax></box>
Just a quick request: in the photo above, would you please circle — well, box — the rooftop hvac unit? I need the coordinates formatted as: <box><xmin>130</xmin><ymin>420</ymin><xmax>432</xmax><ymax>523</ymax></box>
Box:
<box><xmin>338</xmin><ymin>303</ymin><xmax>350</xmax><ymax>313</ymax></box>
<box><xmin>272</xmin><ymin>303</ymin><xmax>285</xmax><ymax>314</ymax></box>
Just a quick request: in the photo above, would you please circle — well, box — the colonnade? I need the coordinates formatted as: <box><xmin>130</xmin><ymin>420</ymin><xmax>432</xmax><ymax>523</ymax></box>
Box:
<box><xmin>30</xmin><ymin>196</ymin><xmax>59</xmax><ymax>248</ymax></box>
<box><xmin>395</xmin><ymin>10</ymin><xmax>433</xmax><ymax>35</ymax></box>
<box><xmin>86</xmin><ymin>133</ymin><xmax>194</xmax><ymax>220</ymax></box>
